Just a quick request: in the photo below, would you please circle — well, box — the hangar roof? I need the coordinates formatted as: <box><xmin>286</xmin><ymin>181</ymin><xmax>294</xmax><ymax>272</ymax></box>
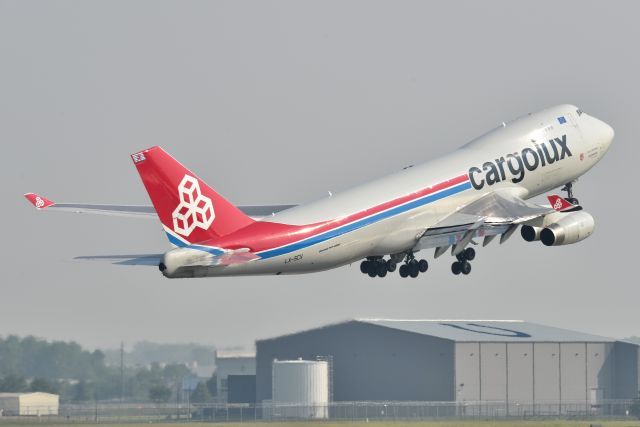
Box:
<box><xmin>215</xmin><ymin>350</ymin><xmax>255</xmax><ymax>359</ymax></box>
<box><xmin>359</xmin><ymin>319</ymin><xmax>616</xmax><ymax>343</ymax></box>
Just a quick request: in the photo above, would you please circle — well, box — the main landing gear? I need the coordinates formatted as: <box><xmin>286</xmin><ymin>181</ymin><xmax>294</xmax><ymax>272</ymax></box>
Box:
<box><xmin>359</xmin><ymin>253</ymin><xmax>428</xmax><ymax>279</ymax></box>
<box><xmin>451</xmin><ymin>247</ymin><xmax>475</xmax><ymax>276</ymax></box>
<box><xmin>359</xmin><ymin>247</ymin><xmax>479</xmax><ymax>278</ymax></box>
<box><xmin>561</xmin><ymin>181</ymin><xmax>580</xmax><ymax>206</ymax></box>
<box><xmin>398</xmin><ymin>253</ymin><xmax>428</xmax><ymax>279</ymax></box>
<box><xmin>360</xmin><ymin>257</ymin><xmax>396</xmax><ymax>278</ymax></box>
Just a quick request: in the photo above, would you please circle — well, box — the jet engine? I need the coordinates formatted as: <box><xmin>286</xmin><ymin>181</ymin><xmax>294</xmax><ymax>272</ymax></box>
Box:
<box><xmin>540</xmin><ymin>211</ymin><xmax>595</xmax><ymax>246</ymax></box>
<box><xmin>520</xmin><ymin>225</ymin><xmax>542</xmax><ymax>242</ymax></box>
<box><xmin>520</xmin><ymin>211</ymin><xmax>565</xmax><ymax>242</ymax></box>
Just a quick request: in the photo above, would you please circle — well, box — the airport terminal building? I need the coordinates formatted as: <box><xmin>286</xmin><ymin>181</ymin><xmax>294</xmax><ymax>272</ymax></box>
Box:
<box><xmin>256</xmin><ymin>320</ymin><xmax>639</xmax><ymax>408</ymax></box>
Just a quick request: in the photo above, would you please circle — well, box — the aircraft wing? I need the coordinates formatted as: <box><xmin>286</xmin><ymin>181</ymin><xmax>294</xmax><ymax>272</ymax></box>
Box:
<box><xmin>23</xmin><ymin>193</ymin><xmax>296</xmax><ymax>219</ymax></box>
<box><xmin>415</xmin><ymin>189</ymin><xmax>558</xmax><ymax>254</ymax></box>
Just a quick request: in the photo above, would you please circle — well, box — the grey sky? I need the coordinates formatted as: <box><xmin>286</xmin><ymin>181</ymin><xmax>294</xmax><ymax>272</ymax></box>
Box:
<box><xmin>1</xmin><ymin>0</ymin><xmax>637</xmax><ymax>350</ymax></box>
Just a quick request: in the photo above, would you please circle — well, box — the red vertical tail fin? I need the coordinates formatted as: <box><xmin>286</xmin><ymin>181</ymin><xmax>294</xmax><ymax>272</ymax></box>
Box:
<box><xmin>131</xmin><ymin>147</ymin><xmax>254</xmax><ymax>244</ymax></box>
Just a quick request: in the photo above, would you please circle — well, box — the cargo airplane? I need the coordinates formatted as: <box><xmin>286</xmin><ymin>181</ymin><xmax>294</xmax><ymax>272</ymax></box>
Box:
<box><xmin>25</xmin><ymin>104</ymin><xmax>613</xmax><ymax>279</ymax></box>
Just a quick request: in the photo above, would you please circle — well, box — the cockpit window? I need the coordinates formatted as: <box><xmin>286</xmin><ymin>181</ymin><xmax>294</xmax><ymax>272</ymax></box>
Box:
<box><xmin>576</xmin><ymin>109</ymin><xmax>583</xmax><ymax>116</ymax></box>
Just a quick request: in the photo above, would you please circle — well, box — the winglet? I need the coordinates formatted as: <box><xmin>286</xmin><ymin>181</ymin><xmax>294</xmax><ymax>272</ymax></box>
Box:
<box><xmin>547</xmin><ymin>195</ymin><xmax>579</xmax><ymax>212</ymax></box>
<box><xmin>24</xmin><ymin>193</ymin><xmax>55</xmax><ymax>210</ymax></box>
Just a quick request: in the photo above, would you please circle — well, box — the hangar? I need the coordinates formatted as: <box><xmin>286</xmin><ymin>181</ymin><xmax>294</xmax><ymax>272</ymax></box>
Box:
<box><xmin>256</xmin><ymin>320</ymin><xmax>639</xmax><ymax>410</ymax></box>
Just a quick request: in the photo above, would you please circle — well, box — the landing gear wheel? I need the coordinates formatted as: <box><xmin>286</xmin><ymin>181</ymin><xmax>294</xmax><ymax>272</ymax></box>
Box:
<box><xmin>409</xmin><ymin>263</ymin><xmax>419</xmax><ymax>278</ymax></box>
<box><xmin>386</xmin><ymin>260</ymin><xmax>397</xmax><ymax>273</ymax></box>
<box><xmin>451</xmin><ymin>262</ymin><xmax>462</xmax><ymax>275</ymax></box>
<box><xmin>566</xmin><ymin>197</ymin><xmax>579</xmax><ymax>205</ymax></box>
<box><xmin>418</xmin><ymin>259</ymin><xmax>429</xmax><ymax>273</ymax></box>
<box><xmin>377</xmin><ymin>263</ymin><xmax>388</xmax><ymax>277</ymax></box>
<box><xmin>399</xmin><ymin>264</ymin><xmax>409</xmax><ymax>278</ymax></box>
<box><xmin>367</xmin><ymin>262</ymin><xmax>378</xmax><ymax>277</ymax></box>
<box><xmin>460</xmin><ymin>261</ymin><xmax>472</xmax><ymax>275</ymax></box>
<box><xmin>360</xmin><ymin>261</ymin><xmax>369</xmax><ymax>274</ymax></box>
<box><xmin>464</xmin><ymin>247</ymin><xmax>476</xmax><ymax>261</ymax></box>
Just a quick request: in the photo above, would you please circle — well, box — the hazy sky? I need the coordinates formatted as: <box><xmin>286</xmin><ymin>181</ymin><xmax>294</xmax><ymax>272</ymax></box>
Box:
<box><xmin>1</xmin><ymin>1</ymin><xmax>638</xmax><ymax>351</ymax></box>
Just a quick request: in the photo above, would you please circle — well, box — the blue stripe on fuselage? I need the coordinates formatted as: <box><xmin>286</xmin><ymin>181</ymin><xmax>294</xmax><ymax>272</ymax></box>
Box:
<box><xmin>166</xmin><ymin>232</ymin><xmax>225</xmax><ymax>255</ymax></box>
<box><xmin>166</xmin><ymin>232</ymin><xmax>186</xmax><ymax>247</ymax></box>
<box><xmin>257</xmin><ymin>180</ymin><xmax>472</xmax><ymax>259</ymax></box>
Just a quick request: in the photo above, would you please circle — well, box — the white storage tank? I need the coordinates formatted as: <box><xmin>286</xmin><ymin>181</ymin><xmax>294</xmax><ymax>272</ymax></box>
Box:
<box><xmin>272</xmin><ymin>359</ymin><xmax>329</xmax><ymax>419</ymax></box>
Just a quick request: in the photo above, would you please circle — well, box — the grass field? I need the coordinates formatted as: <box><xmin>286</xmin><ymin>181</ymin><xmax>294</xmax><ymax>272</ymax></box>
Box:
<box><xmin>1</xmin><ymin>421</ymin><xmax>640</xmax><ymax>427</ymax></box>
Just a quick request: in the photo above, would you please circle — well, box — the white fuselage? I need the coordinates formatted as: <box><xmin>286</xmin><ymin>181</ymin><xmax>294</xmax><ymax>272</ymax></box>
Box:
<box><xmin>168</xmin><ymin>104</ymin><xmax>613</xmax><ymax>277</ymax></box>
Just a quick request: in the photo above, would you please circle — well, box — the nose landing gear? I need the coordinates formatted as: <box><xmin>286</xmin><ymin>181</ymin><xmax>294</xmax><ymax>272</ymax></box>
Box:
<box><xmin>451</xmin><ymin>247</ymin><xmax>475</xmax><ymax>276</ymax></box>
<box><xmin>561</xmin><ymin>181</ymin><xmax>580</xmax><ymax>205</ymax></box>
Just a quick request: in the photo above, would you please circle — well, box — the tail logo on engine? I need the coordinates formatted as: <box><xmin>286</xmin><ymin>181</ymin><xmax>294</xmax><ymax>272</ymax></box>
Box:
<box><xmin>553</xmin><ymin>198</ymin><xmax>563</xmax><ymax>210</ymax></box>
<box><xmin>172</xmin><ymin>175</ymin><xmax>215</xmax><ymax>236</ymax></box>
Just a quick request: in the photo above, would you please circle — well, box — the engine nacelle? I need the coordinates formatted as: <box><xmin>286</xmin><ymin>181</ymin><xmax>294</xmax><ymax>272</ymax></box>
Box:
<box><xmin>540</xmin><ymin>211</ymin><xmax>595</xmax><ymax>246</ymax></box>
<box><xmin>521</xmin><ymin>225</ymin><xmax>542</xmax><ymax>242</ymax></box>
<box><xmin>521</xmin><ymin>211</ymin><xmax>565</xmax><ymax>242</ymax></box>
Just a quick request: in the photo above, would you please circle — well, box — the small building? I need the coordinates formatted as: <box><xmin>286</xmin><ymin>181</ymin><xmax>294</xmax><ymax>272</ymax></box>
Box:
<box><xmin>256</xmin><ymin>319</ymin><xmax>640</xmax><ymax>413</ymax></box>
<box><xmin>0</xmin><ymin>392</ymin><xmax>59</xmax><ymax>416</ymax></box>
<box><xmin>215</xmin><ymin>350</ymin><xmax>256</xmax><ymax>403</ymax></box>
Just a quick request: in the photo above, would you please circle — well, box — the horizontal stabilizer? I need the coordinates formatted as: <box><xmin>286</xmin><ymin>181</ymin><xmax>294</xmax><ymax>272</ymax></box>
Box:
<box><xmin>74</xmin><ymin>254</ymin><xmax>163</xmax><ymax>266</ymax></box>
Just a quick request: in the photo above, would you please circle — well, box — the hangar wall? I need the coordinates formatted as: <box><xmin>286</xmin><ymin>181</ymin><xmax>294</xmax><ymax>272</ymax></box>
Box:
<box><xmin>614</xmin><ymin>342</ymin><xmax>639</xmax><ymax>398</ymax></box>
<box><xmin>561</xmin><ymin>343</ymin><xmax>586</xmax><ymax>401</ymax></box>
<box><xmin>508</xmin><ymin>343</ymin><xmax>533</xmax><ymax>404</ymax></box>
<box><xmin>480</xmin><ymin>343</ymin><xmax>507</xmax><ymax>401</ymax></box>
<box><xmin>455</xmin><ymin>343</ymin><xmax>480</xmax><ymax>401</ymax></box>
<box><xmin>534</xmin><ymin>343</ymin><xmax>560</xmax><ymax>402</ymax></box>
<box><xmin>256</xmin><ymin>321</ymin><xmax>454</xmax><ymax>403</ymax></box>
<box><xmin>455</xmin><ymin>342</ymin><xmax>616</xmax><ymax>404</ymax></box>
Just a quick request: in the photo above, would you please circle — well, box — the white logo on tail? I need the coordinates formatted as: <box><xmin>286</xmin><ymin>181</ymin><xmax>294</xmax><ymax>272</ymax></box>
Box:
<box><xmin>35</xmin><ymin>196</ymin><xmax>45</xmax><ymax>208</ymax></box>
<box><xmin>553</xmin><ymin>198</ymin><xmax>563</xmax><ymax>210</ymax></box>
<box><xmin>172</xmin><ymin>175</ymin><xmax>215</xmax><ymax>236</ymax></box>
<box><xmin>131</xmin><ymin>152</ymin><xmax>146</xmax><ymax>163</ymax></box>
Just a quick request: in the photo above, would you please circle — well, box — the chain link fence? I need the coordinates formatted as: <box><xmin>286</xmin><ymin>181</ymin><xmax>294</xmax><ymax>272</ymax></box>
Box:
<box><xmin>0</xmin><ymin>400</ymin><xmax>637</xmax><ymax>424</ymax></box>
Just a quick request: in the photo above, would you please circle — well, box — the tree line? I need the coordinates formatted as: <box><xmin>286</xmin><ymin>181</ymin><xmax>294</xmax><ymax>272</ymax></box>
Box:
<box><xmin>0</xmin><ymin>335</ymin><xmax>216</xmax><ymax>403</ymax></box>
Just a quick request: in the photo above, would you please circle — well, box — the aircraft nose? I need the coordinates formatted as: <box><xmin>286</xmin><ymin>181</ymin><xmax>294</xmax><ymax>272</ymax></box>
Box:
<box><xmin>594</xmin><ymin>117</ymin><xmax>614</xmax><ymax>150</ymax></box>
<box><xmin>602</xmin><ymin>121</ymin><xmax>614</xmax><ymax>148</ymax></box>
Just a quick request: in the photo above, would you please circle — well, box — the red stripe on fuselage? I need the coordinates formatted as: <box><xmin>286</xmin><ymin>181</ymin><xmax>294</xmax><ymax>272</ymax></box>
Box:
<box><xmin>197</xmin><ymin>174</ymin><xmax>469</xmax><ymax>253</ymax></box>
